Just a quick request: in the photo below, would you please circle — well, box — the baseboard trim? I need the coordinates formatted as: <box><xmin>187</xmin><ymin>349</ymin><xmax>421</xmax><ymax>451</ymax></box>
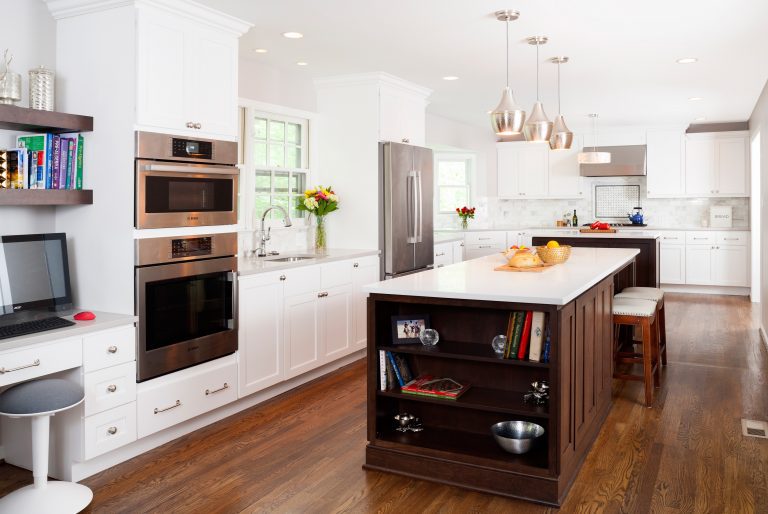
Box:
<box><xmin>660</xmin><ymin>284</ymin><xmax>750</xmax><ymax>296</ymax></box>
<box><xmin>760</xmin><ymin>326</ymin><xmax>768</xmax><ymax>351</ymax></box>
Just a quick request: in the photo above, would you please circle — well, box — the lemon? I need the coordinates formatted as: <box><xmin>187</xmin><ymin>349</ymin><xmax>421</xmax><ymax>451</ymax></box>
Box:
<box><xmin>546</xmin><ymin>240</ymin><xmax>560</xmax><ymax>249</ymax></box>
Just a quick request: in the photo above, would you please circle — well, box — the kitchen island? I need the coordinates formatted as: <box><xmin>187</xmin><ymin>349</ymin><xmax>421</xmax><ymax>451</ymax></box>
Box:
<box><xmin>362</xmin><ymin>247</ymin><xmax>638</xmax><ymax>506</ymax></box>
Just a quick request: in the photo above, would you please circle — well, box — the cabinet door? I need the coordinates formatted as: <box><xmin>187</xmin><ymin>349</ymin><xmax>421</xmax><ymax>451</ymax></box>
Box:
<box><xmin>685</xmin><ymin>245</ymin><xmax>712</xmax><ymax>285</ymax></box>
<box><xmin>647</xmin><ymin>130</ymin><xmax>685</xmax><ymax>197</ymax></box>
<box><xmin>238</xmin><ymin>277</ymin><xmax>284</xmax><ymax>397</ymax></box>
<box><xmin>136</xmin><ymin>13</ymin><xmax>187</xmax><ymax>133</ymax></box>
<box><xmin>715</xmin><ymin>138</ymin><xmax>748</xmax><ymax>196</ymax></box>
<box><xmin>451</xmin><ymin>240</ymin><xmax>464</xmax><ymax>263</ymax></box>
<box><xmin>321</xmin><ymin>285</ymin><xmax>353</xmax><ymax>360</ymax></box>
<box><xmin>712</xmin><ymin>246</ymin><xmax>749</xmax><ymax>286</ymax></box>
<box><xmin>517</xmin><ymin>145</ymin><xmax>549</xmax><ymax>197</ymax></box>
<box><xmin>352</xmin><ymin>257</ymin><xmax>380</xmax><ymax>349</ymax></box>
<box><xmin>497</xmin><ymin>145</ymin><xmax>520</xmax><ymax>197</ymax></box>
<box><xmin>659</xmin><ymin>245</ymin><xmax>686</xmax><ymax>284</ymax></box>
<box><xmin>284</xmin><ymin>292</ymin><xmax>321</xmax><ymax>379</ymax></box>
<box><xmin>433</xmin><ymin>242</ymin><xmax>453</xmax><ymax>268</ymax></box>
<box><xmin>400</xmin><ymin>94</ymin><xmax>426</xmax><ymax>146</ymax></box>
<box><xmin>548</xmin><ymin>137</ymin><xmax>584</xmax><ymax>199</ymax></box>
<box><xmin>185</xmin><ymin>30</ymin><xmax>239</xmax><ymax>139</ymax></box>
<box><xmin>685</xmin><ymin>138</ymin><xmax>716</xmax><ymax>196</ymax></box>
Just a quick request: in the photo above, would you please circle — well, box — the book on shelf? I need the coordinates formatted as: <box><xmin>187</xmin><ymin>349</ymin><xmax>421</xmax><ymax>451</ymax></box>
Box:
<box><xmin>517</xmin><ymin>311</ymin><xmax>533</xmax><ymax>360</ymax></box>
<box><xmin>508</xmin><ymin>311</ymin><xmax>525</xmax><ymax>359</ymax></box>
<box><xmin>503</xmin><ymin>312</ymin><xmax>516</xmax><ymax>358</ymax></box>
<box><xmin>379</xmin><ymin>350</ymin><xmax>387</xmax><ymax>391</ymax></box>
<box><xmin>401</xmin><ymin>375</ymin><xmax>470</xmax><ymax>400</ymax></box>
<box><xmin>528</xmin><ymin>312</ymin><xmax>546</xmax><ymax>362</ymax></box>
<box><xmin>8</xmin><ymin>132</ymin><xmax>85</xmax><ymax>190</ymax></box>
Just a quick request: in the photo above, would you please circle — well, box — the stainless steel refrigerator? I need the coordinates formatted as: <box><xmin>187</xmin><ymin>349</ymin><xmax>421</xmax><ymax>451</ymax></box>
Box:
<box><xmin>379</xmin><ymin>141</ymin><xmax>434</xmax><ymax>279</ymax></box>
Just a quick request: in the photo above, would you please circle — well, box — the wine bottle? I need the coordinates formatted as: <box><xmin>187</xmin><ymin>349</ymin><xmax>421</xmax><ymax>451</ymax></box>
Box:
<box><xmin>572</xmin><ymin>209</ymin><xmax>578</xmax><ymax>227</ymax></box>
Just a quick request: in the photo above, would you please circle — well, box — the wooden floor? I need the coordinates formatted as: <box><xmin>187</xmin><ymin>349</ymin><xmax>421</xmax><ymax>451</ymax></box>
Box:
<box><xmin>1</xmin><ymin>293</ymin><xmax>767</xmax><ymax>513</ymax></box>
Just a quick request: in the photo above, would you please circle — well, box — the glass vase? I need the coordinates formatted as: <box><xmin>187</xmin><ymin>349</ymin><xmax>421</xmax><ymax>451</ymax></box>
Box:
<box><xmin>461</xmin><ymin>218</ymin><xmax>469</xmax><ymax>230</ymax></box>
<box><xmin>314</xmin><ymin>215</ymin><xmax>327</xmax><ymax>253</ymax></box>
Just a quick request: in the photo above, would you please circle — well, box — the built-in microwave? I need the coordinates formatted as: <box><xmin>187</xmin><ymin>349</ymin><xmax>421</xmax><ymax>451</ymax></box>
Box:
<box><xmin>135</xmin><ymin>131</ymin><xmax>239</xmax><ymax>229</ymax></box>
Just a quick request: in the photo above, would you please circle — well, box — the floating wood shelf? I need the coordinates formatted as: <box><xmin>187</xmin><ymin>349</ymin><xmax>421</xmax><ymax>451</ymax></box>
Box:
<box><xmin>0</xmin><ymin>105</ymin><xmax>93</xmax><ymax>134</ymax></box>
<box><xmin>0</xmin><ymin>189</ymin><xmax>93</xmax><ymax>206</ymax></box>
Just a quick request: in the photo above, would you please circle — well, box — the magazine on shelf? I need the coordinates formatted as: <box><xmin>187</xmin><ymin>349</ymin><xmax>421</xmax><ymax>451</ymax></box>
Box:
<box><xmin>401</xmin><ymin>374</ymin><xmax>470</xmax><ymax>400</ymax></box>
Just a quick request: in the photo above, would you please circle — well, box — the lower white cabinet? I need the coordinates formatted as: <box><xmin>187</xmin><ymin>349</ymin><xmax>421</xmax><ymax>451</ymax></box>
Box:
<box><xmin>464</xmin><ymin>231</ymin><xmax>507</xmax><ymax>260</ymax></box>
<box><xmin>685</xmin><ymin>245</ymin><xmax>712</xmax><ymax>284</ymax></box>
<box><xmin>683</xmin><ymin>231</ymin><xmax>749</xmax><ymax>287</ymax></box>
<box><xmin>660</xmin><ymin>244</ymin><xmax>686</xmax><ymax>284</ymax></box>
<box><xmin>352</xmin><ymin>256</ymin><xmax>380</xmax><ymax>349</ymax></box>
<box><xmin>284</xmin><ymin>290</ymin><xmax>322</xmax><ymax>379</ymax></box>
<box><xmin>712</xmin><ymin>246</ymin><xmax>749</xmax><ymax>286</ymax></box>
<box><xmin>452</xmin><ymin>240</ymin><xmax>464</xmax><ymax>262</ymax></box>
<box><xmin>320</xmin><ymin>285</ymin><xmax>353</xmax><ymax>361</ymax></box>
<box><xmin>433</xmin><ymin>241</ymin><xmax>454</xmax><ymax>268</ymax></box>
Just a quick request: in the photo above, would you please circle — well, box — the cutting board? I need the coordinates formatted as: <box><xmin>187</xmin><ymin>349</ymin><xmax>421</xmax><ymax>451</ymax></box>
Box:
<box><xmin>579</xmin><ymin>228</ymin><xmax>617</xmax><ymax>233</ymax></box>
<box><xmin>494</xmin><ymin>263</ymin><xmax>554</xmax><ymax>273</ymax></box>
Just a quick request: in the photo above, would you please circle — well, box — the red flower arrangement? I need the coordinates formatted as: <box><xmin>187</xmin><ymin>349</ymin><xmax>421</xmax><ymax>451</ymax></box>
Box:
<box><xmin>456</xmin><ymin>206</ymin><xmax>476</xmax><ymax>229</ymax></box>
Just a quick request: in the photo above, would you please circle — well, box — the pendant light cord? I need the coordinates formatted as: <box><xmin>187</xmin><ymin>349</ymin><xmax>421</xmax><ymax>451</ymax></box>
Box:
<box><xmin>505</xmin><ymin>20</ymin><xmax>509</xmax><ymax>87</ymax></box>
<box><xmin>557</xmin><ymin>61</ymin><xmax>561</xmax><ymax>115</ymax></box>
<box><xmin>535</xmin><ymin>42</ymin><xmax>540</xmax><ymax>101</ymax></box>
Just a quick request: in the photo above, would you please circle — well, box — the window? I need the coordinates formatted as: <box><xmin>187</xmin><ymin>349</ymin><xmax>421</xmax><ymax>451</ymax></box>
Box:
<box><xmin>241</xmin><ymin>105</ymin><xmax>311</xmax><ymax>226</ymax></box>
<box><xmin>435</xmin><ymin>153</ymin><xmax>474</xmax><ymax>213</ymax></box>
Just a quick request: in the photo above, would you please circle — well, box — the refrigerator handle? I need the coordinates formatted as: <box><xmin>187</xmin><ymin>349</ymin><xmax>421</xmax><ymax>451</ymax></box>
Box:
<box><xmin>416</xmin><ymin>170</ymin><xmax>423</xmax><ymax>243</ymax></box>
<box><xmin>407</xmin><ymin>170</ymin><xmax>418</xmax><ymax>244</ymax></box>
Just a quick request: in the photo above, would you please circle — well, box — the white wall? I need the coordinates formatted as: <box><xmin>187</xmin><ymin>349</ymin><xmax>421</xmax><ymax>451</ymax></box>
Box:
<box><xmin>0</xmin><ymin>0</ymin><xmax>57</xmax><ymax>236</ymax></box>
<box><xmin>748</xmin><ymin>79</ymin><xmax>768</xmax><ymax>341</ymax></box>
<box><xmin>238</xmin><ymin>58</ymin><xmax>316</xmax><ymax>112</ymax></box>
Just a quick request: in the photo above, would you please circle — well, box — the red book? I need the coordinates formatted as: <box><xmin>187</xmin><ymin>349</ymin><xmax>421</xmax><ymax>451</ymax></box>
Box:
<box><xmin>517</xmin><ymin>311</ymin><xmax>533</xmax><ymax>359</ymax></box>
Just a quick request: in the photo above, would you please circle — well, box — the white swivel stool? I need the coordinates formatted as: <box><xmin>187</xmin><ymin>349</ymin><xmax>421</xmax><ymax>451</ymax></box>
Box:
<box><xmin>615</xmin><ymin>286</ymin><xmax>667</xmax><ymax>365</ymax></box>
<box><xmin>0</xmin><ymin>378</ymin><xmax>93</xmax><ymax>513</ymax></box>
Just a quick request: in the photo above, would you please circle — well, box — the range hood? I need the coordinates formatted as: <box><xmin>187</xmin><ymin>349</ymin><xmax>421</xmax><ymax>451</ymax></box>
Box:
<box><xmin>580</xmin><ymin>145</ymin><xmax>647</xmax><ymax>176</ymax></box>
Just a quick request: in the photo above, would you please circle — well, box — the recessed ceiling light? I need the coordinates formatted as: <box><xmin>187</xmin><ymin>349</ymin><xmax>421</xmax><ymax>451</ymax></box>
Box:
<box><xmin>689</xmin><ymin>97</ymin><xmax>704</xmax><ymax>101</ymax></box>
<box><xmin>443</xmin><ymin>76</ymin><xmax>459</xmax><ymax>81</ymax></box>
<box><xmin>296</xmin><ymin>61</ymin><xmax>308</xmax><ymax>66</ymax></box>
<box><xmin>253</xmin><ymin>48</ymin><xmax>268</xmax><ymax>54</ymax></box>
<box><xmin>283</xmin><ymin>32</ymin><xmax>303</xmax><ymax>39</ymax></box>
<box><xmin>676</xmin><ymin>57</ymin><xmax>698</xmax><ymax>64</ymax></box>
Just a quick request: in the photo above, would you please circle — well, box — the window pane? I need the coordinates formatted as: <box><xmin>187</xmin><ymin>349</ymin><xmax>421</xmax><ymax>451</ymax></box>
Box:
<box><xmin>286</xmin><ymin>123</ymin><xmax>301</xmax><ymax>144</ymax></box>
<box><xmin>269</xmin><ymin>144</ymin><xmax>285</xmax><ymax>167</ymax></box>
<box><xmin>274</xmin><ymin>171</ymin><xmax>290</xmax><ymax>193</ymax></box>
<box><xmin>269</xmin><ymin>120</ymin><xmax>285</xmax><ymax>142</ymax></box>
<box><xmin>271</xmin><ymin>195</ymin><xmax>290</xmax><ymax>220</ymax></box>
<box><xmin>254</xmin><ymin>142</ymin><xmax>267</xmax><ymax>166</ymax></box>
<box><xmin>285</xmin><ymin>145</ymin><xmax>301</xmax><ymax>168</ymax></box>
<box><xmin>290</xmin><ymin>172</ymin><xmax>306</xmax><ymax>194</ymax></box>
<box><xmin>255</xmin><ymin>171</ymin><xmax>271</xmax><ymax>192</ymax></box>
<box><xmin>438</xmin><ymin>186</ymin><xmax>468</xmax><ymax>212</ymax></box>
<box><xmin>289</xmin><ymin>195</ymin><xmax>305</xmax><ymax>219</ymax></box>
<box><xmin>254</xmin><ymin>194</ymin><xmax>272</xmax><ymax>220</ymax></box>
<box><xmin>437</xmin><ymin>161</ymin><xmax>468</xmax><ymax>186</ymax></box>
<box><xmin>253</xmin><ymin>118</ymin><xmax>267</xmax><ymax>140</ymax></box>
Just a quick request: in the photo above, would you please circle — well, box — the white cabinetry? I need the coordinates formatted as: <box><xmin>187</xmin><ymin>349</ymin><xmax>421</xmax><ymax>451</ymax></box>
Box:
<box><xmin>284</xmin><ymin>290</ymin><xmax>322</xmax><ymax>378</ymax></box>
<box><xmin>507</xmin><ymin>230</ymin><xmax>533</xmax><ymax>248</ymax></box>
<box><xmin>684</xmin><ymin>231</ymin><xmax>749</xmax><ymax>286</ymax></box>
<box><xmin>497</xmin><ymin>142</ymin><xmax>549</xmax><ymax>198</ymax></box>
<box><xmin>685</xmin><ymin>132</ymin><xmax>749</xmax><ymax>197</ymax></box>
<box><xmin>646</xmin><ymin>130</ymin><xmax>685</xmax><ymax>198</ymax></box>
<box><xmin>379</xmin><ymin>84</ymin><xmax>427</xmax><ymax>146</ymax></box>
<box><xmin>464</xmin><ymin>231</ymin><xmax>507</xmax><ymax>260</ymax></box>
<box><xmin>548</xmin><ymin>136</ymin><xmax>587</xmax><ymax>199</ymax></box>
<box><xmin>433</xmin><ymin>240</ymin><xmax>466</xmax><ymax>267</ymax></box>
<box><xmin>136</xmin><ymin>6</ymin><xmax>242</xmax><ymax>140</ymax></box>
<box><xmin>452</xmin><ymin>240</ymin><xmax>464</xmax><ymax>262</ymax></box>
<box><xmin>352</xmin><ymin>256</ymin><xmax>380</xmax><ymax>349</ymax></box>
<box><xmin>658</xmin><ymin>231</ymin><xmax>686</xmax><ymax>284</ymax></box>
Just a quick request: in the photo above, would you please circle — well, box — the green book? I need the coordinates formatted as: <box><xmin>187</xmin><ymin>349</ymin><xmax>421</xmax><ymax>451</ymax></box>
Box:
<box><xmin>504</xmin><ymin>312</ymin><xmax>517</xmax><ymax>359</ymax></box>
<box><xmin>508</xmin><ymin>311</ymin><xmax>525</xmax><ymax>359</ymax></box>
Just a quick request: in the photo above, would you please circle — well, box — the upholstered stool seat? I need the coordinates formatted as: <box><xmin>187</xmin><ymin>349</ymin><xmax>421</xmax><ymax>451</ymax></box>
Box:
<box><xmin>612</xmin><ymin>297</ymin><xmax>661</xmax><ymax>407</ymax></box>
<box><xmin>0</xmin><ymin>379</ymin><xmax>93</xmax><ymax>513</ymax></box>
<box><xmin>616</xmin><ymin>286</ymin><xmax>664</xmax><ymax>302</ymax></box>
<box><xmin>616</xmin><ymin>286</ymin><xmax>668</xmax><ymax>366</ymax></box>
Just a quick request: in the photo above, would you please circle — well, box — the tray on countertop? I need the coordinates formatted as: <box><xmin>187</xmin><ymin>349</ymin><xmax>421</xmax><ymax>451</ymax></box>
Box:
<box><xmin>494</xmin><ymin>263</ymin><xmax>555</xmax><ymax>273</ymax></box>
<box><xmin>579</xmin><ymin>228</ymin><xmax>617</xmax><ymax>233</ymax></box>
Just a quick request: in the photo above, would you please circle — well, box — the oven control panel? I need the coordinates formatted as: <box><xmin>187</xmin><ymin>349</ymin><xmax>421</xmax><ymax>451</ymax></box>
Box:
<box><xmin>171</xmin><ymin>237</ymin><xmax>212</xmax><ymax>259</ymax></box>
<box><xmin>135</xmin><ymin>232</ymin><xmax>237</xmax><ymax>267</ymax></box>
<box><xmin>172</xmin><ymin>138</ymin><xmax>213</xmax><ymax>160</ymax></box>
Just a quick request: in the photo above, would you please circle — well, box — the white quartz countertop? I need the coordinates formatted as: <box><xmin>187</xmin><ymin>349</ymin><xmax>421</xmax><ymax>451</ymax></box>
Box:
<box><xmin>238</xmin><ymin>248</ymin><xmax>379</xmax><ymax>276</ymax></box>
<box><xmin>530</xmin><ymin>230</ymin><xmax>661</xmax><ymax>239</ymax></box>
<box><xmin>364</xmin><ymin>247</ymin><xmax>639</xmax><ymax>306</ymax></box>
<box><xmin>434</xmin><ymin>233</ymin><xmax>464</xmax><ymax>243</ymax></box>
<box><xmin>0</xmin><ymin>311</ymin><xmax>137</xmax><ymax>352</ymax></box>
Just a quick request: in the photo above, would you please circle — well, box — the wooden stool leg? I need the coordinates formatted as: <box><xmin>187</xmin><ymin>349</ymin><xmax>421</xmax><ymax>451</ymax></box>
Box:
<box><xmin>659</xmin><ymin>301</ymin><xmax>667</xmax><ymax>365</ymax></box>
<box><xmin>641</xmin><ymin>318</ymin><xmax>654</xmax><ymax>407</ymax></box>
<box><xmin>652</xmin><ymin>316</ymin><xmax>661</xmax><ymax>389</ymax></box>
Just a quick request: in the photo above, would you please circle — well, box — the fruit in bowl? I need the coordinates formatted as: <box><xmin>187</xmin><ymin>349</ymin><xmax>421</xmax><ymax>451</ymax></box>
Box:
<box><xmin>546</xmin><ymin>240</ymin><xmax>560</xmax><ymax>249</ymax></box>
<box><xmin>536</xmin><ymin>244</ymin><xmax>572</xmax><ymax>264</ymax></box>
<box><xmin>507</xmin><ymin>251</ymin><xmax>544</xmax><ymax>268</ymax></box>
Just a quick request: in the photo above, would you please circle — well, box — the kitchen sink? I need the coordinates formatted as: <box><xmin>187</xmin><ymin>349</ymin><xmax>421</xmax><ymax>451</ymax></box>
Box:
<box><xmin>263</xmin><ymin>255</ymin><xmax>316</xmax><ymax>263</ymax></box>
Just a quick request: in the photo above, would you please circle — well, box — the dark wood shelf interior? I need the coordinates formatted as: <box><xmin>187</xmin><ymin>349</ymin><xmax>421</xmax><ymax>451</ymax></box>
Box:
<box><xmin>0</xmin><ymin>189</ymin><xmax>93</xmax><ymax>206</ymax></box>
<box><xmin>0</xmin><ymin>104</ymin><xmax>93</xmax><ymax>134</ymax></box>
<box><xmin>379</xmin><ymin>341</ymin><xmax>550</xmax><ymax>368</ymax></box>
<box><xmin>378</xmin><ymin>387</ymin><xmax>549</xmax><ymax>418</ymax></box>
<box><xmin>376</xmin><ymin>426</ymin><xmax>550</xmax><ymax>475</ymax></box>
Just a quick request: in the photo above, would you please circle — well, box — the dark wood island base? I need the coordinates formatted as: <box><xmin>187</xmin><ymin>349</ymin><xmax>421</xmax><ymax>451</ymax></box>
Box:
<box><xmin>364</xmin><ymin>261</ymin><xmax>633</xmax><ymax>506</ymax></box>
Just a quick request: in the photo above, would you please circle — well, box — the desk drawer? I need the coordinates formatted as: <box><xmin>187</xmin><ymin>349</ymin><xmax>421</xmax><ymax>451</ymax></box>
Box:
<box><xmin>83</xmin><ymin>402</ymin><xmax>137</xmax><ymax>460</ymax></box>
<box><xmin>84</xmin><ymin>361</ymin><xmax>137</xmax><ymax>417</ymax></box>
<box><xmin>83</xmin><ymin>325</ymin><xmax>136</xmax><ymax>372</ymax></box>
<box><xmin>0</xmin><ymin>338</ymin><xmax>81</xmax><ymax>387</ymax></box>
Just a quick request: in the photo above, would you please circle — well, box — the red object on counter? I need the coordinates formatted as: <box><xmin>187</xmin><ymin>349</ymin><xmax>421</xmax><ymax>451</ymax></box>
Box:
<box><xmin>74</xmin><ymin>311</ymin><xmax>96</xmax><ymax>321</ymax></box>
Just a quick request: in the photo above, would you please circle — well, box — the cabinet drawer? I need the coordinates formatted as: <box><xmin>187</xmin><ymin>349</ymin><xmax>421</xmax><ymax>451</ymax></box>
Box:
<box><xmin>137</xmin><ymin>355</ymin><xmax>237</xmax><ymax>438</ymax></box>
<box><xmin>0</xmin><ymin>338</ymin><xmax>81</xmax><ymax>387</ymax></box>
<box><xmin>320</xmin><ymin>260</ymin><xmax>353</xmax><ymax>289</ymax></box>
<box><xmin>716</xmin><ymin>232</ymin><xmax>749</xmax><ymax>246</ymax></box>
<box><xmin>83</xmin><ymin>402</ymin><xmax>137</xmax><ymax>460</ymax></box>
<box><xmin>433</xmin><ymin>243</ymin><xmax>453</xmax><ymax>267</ymax></box>
<box><xmin>83</xmin><ymin>325</ymin><xmax>136</xmax><ymax>372</ymax></box>
<box><xmin>658</xmin><ymin>231</ymin><xmax>686</xmax><ymax>244</ymax></box>
<box><xmin>686</xmin><ymin>232</ymin><xmax>716</xmax><ymax>245</ymax></box>
<box><xmin>239</xmin><ymin>270</ymin><xmax>285</xmax><ymax>289</ymax></box>
<box><xmin>84</xmin><ymin>361</ymin><xmax>137</xmax><ymax>417</ymax></box>
<box><xmin>283</xmin><ymin>265</ymin><xmax>321</xmax><ymax>297</ymax></box>
<box><xmin>464</xmin><ymin>231</ymin><xmax>506</xmax><ymax>246</ymax></box>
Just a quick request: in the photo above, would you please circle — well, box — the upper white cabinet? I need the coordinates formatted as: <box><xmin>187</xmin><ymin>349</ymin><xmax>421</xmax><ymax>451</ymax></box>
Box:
<box><xmin>646</xmin><ymin>130</ymin><xmax>685</xmax><ymax>198</ymax></box>
<box><xmin>548</xmin><ymin>135</ymin><xmax>587</xmax><ymax>199</ymax></box>
<box><xmin>379</xmin><ymin>84</ymin><xmax>428</xmax><ymax>146</ymax></box>
<box><xmin>685</xmin><ymin>132</ymin><xmax>749</xmax><ymax>197</ymax></box>
<box><xmin>497</xmin><ymin>142</ymin><xmax>549</xmax><ymax>198</ymax></box>
<box><xmin>136</xmin><ymin>6</ymin><xmax>241</xmax><ymax>139</ymax></box>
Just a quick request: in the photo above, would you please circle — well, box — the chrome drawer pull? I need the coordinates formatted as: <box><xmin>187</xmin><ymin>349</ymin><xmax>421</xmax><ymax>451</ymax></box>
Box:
<box><xmin>0</xmin><ymin>359</ymin><xmax>40</xmax><ymax>374</ymax></box>
<box><xmin>154</xmin><ymin>400</ymin><xmax>181</xmax><ymax>414</ymax></box>
<box><xmin>435</xmin><ymin>252</ymin><xmax>445</xmax><ymax>257</ymax></box>
<box><xmin>353</xmin><ymin>262</ymin><xmax>359</xmax><ymax>268</ymax></box>
<box><xmin>205</xmin><ymin>383</ymin><xmax>229</xmax><ymax>395</ymax></box>
<box><xmin>107</xmin><ymin>384</ymin><xmax>117</xmax><ymax>393</ymax></box>
<box><xmin>107</xmin><ymin>426</ymin><xmax>118</xmax><ymax>435</ymax></box>
<box><xmin>107</xmin><ymin>346</ymin><xmax>118</xmax><ymax>354</ymax></box>
<box><xmin>279</xmin><ymin>274</ymin><xmax>286</xmax><ymax>281</ymax></box>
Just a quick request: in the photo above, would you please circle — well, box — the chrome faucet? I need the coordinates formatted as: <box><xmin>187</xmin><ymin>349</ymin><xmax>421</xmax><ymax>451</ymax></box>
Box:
<box><xmin>255</xmin><ymin>205</ymin><xmax>292</xmax><ymax>257</ymax></box>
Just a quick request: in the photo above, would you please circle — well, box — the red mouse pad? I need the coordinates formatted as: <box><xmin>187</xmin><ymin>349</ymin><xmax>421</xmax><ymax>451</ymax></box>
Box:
<box><xmin>74</xmin><ymin>311</ymin><xmax>96</xmax><ymax>321</ymax></box>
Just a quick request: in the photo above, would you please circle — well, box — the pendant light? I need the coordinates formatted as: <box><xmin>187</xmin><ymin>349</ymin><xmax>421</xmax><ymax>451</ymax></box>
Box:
<box><xmin>578</xmin><ymin>114</ymin><xmax>611</xmax><ymax>164</ymax></box>
<box><xmin>490</xmin><ymin>10</ymin><xmax>525</xmax><ymax>136</ymax></box>
<box><xmin>523</xmin><ymin>36</ymin><xmax>553</xmax><ymax>142</ymax></box>
<box><xmin>549</xmin><ymin>56</ymin><xmax>573</xmax><ymax>150</ymax></box>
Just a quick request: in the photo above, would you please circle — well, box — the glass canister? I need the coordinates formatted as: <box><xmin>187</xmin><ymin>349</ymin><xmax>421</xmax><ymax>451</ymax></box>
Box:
<box><xmin>0</xmin><ymin>50</ymin><xmax>21</xmax><ymax>105</ymax></box>
<box><xmin>29</xmin><ymin>65</ymin><xmax>55</xmax><ymax>111</ymax></box>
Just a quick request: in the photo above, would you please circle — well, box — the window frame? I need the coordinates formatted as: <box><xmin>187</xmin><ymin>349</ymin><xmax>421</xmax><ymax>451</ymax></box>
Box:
<box><xmin>434</xmin><ymin>152</ymin><xmax>475</xmax><ymax>214</ymax></box>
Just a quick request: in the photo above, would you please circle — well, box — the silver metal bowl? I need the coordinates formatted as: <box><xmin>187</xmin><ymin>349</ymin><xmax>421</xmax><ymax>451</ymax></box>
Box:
<box><xmin>491</xmin><ymin>421</ymin><xmax>545</xmax><ymax>454</ymax></box>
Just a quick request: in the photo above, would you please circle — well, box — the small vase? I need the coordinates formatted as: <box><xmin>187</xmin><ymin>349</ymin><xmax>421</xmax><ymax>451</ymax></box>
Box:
<box><xmin>314</xmin><ymin>215</ymin><xmax>327</xmax><ymax>253</ymax></box>
<box><xmin>461</xmin><ymin>218</ymin><xmax>469</xmax><ymax>230</ymax></box>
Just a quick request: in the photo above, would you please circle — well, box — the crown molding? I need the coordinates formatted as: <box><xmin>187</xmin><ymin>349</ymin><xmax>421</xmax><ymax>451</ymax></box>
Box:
<box><xmin>314</xmin><ymin>72</ymin><xmax>432</xmax><ymax>100</ymax></box>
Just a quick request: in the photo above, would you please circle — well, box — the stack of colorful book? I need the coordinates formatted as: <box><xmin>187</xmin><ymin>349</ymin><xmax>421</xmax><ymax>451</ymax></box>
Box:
<box><xmin>502</xmin><ymin>311</ymin><xmax>550</xmax><ymax>362</ymax></box>
<box><xmin>0</xmin><ymin>133</ymin><xmax>85</xmax><ymax>190</ymax></box>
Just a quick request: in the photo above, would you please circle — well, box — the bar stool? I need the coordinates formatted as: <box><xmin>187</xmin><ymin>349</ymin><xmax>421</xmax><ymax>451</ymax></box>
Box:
<box><xmin>615</xmin><ymin>286</ymin><xmax>667</xmax><ymax>365</ymax></box>
<box><xmin>612</xmin><ymin>297</ymin><xmax>661</xmax><ymax>407</ymax></box>
<box><xmin>0</xmin><ymin>378</ymin><xmax>93</xmax><ymax>513</ymax></box>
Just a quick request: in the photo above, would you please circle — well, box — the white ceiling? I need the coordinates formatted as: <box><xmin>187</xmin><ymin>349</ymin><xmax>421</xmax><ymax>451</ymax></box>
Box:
<box><xmin>199</xmin><ymin>0</ymin><xmax>768</xmax><ymax>129</ymax></box>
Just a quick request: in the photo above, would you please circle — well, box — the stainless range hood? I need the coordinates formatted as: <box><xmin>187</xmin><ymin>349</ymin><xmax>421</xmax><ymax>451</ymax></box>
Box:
<box><xmin>580</xmin><ymin>145</ymin><xmax>647</xmax><ymax>176</ymax></box>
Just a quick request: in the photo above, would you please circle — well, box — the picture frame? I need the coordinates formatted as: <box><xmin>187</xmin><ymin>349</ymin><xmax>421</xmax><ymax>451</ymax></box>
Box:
<box><xmin>391</xmin><ymin>314</ymin><xmax>431</xmax><ymax>345</ymax></box>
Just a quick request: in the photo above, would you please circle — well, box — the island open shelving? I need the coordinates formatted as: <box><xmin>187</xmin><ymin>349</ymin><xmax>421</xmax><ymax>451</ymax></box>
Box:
<box><xmin>364</xmin><ymin>248</ymin><xmax>639</xmax><ymax>506</ymax></box>
<box><xmin>0</xmin><ymin>104</ymin><xmax>93</xmax><ymax>206</ymax></box>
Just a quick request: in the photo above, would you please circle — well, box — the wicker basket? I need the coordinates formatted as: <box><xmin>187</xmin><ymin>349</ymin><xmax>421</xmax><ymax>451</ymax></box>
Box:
<box><xmin>536</xmin><ymin>245</ymin><xmax>571</xmax><ymax>264</ymax></box>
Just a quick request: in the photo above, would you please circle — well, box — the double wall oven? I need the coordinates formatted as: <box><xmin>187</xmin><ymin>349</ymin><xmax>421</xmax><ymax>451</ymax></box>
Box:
<box><xmin>134</xmin><ymin>132</ymin><xmax>239</xmax><ymax>382</ymax></box>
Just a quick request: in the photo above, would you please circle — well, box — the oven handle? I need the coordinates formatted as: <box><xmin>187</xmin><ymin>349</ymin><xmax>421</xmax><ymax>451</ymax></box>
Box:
<box><xmin>144</xmin><ymin>164</ymin><xmax>239</xmax><ymax>176</ymax></box>
<box><xmin>228</xmin><ymin>271</ymin><xmax>237</xmax><ymax>331</ymax></box>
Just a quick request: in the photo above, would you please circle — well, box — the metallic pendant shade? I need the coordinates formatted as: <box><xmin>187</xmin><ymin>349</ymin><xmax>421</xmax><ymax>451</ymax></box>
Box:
<box><xmin>490</xmin><ymin>10</ymin><xmax>525</xmax><ymax>136</ymax></box>
<box><xmin>549</xmin><ymin>56</ymin><xmax>573</xmax><ymax>149</ymax></box>
<box><xmin>578</xmin><ymin>113</ymin><xmax>611</xmax><ymax>164</ymax></box>
<box><xmin>523</xmin><ymin>36</ymin><xmax>553</xmax><ymax>142</ymax></box>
